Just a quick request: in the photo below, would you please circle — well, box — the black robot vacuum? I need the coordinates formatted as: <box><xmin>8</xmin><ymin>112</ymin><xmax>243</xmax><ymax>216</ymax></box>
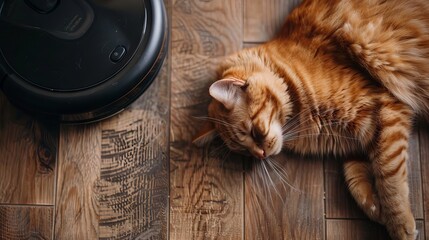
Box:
<box><xmin>0</xmin><ymin>0</ymin><xmax>168</xmax><ymax>123</ymax></box>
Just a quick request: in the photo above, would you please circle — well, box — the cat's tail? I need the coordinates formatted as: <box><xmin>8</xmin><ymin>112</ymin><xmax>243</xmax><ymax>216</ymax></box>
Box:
<box><xmin>336</xmin><ymin>16</ymin><xmax>429</xmax><ymax>118</ymax></box>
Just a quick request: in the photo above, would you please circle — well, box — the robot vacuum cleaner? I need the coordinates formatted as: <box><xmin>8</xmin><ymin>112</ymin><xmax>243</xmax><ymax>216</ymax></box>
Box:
<box><xmin>0</xmin><ymin>0</ymin><xmax>168</xmax><ymax>123</ymax></box>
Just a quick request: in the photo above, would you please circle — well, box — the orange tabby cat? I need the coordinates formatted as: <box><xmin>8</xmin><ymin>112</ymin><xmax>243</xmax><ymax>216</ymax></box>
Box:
<box><xmin>194</xmin><ymin>0</ymin><xmax>429</xmax><ymax>239</ymax></box>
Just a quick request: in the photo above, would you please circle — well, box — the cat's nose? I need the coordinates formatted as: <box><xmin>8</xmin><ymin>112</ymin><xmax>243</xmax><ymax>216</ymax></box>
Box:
<box><xmin>255</xmin><ymin>149</ymin><xmax>265</xmax><ymax>159</ymax></box>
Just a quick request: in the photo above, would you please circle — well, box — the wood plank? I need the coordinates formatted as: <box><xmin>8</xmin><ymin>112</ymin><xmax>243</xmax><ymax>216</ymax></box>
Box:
<box><xmin>0</xmin><ymin>206</ymin><xmax>53</xmax><ymax>240</ymax></box>
<box><xmin>0</xmin><ymin>93</ymin><xmax>58</xmax><ymax>205</ymax></box>
<box><xmin>324</xmin><ymin>156</ymin><xmax>365</xmax><ymax>219</ymax></box>
<box><xmin>55</xmin><ymin>65</ymin><xmax>170</xmax><ymax>239</ymax></box>
<box><xmin>170</xmin><ymin>0</ymin><xmax>243</xmax><ymax>239</ymax></box>
<box><xmin>325</xmin><ymin>130</ymin><xmax>423</xmax><ymax>219</ymax></box>
<box><xmin>420</xmin><ymin>122</ymin><xmax>429</xmax><ymax>238</ymax></box>
<box><xmin>408</xmin><ymin>130</ymin><xmax>424</xmax><ymax>219</ymax></box>
<box><xmin>245</xmin><ymin>153</ymin><xmax>325</xmax><ymax>239</ymax></box>
<box><xmin>326</xmin><ymin>219</ymin><xmax>425</xmax><ymax>240</ymax></box>
<box><xmin>54</xmin><ymin>123</ymin><xmax>101</xmax><ymax>239</ymax></box>
<box><xmin>244</xmin><ymin>0</ymin><xmax>301</xmax><ymax>42</ymax></box>
<box><xmin>98</xmin><ymin>110</ymin><xmax>169</xmax><ymax>239</ymax></box>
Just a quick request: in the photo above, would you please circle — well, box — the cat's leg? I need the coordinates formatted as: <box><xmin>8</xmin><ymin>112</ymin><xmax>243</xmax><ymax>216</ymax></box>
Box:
<box><xmin>343</xmin><ymin>159</ymin><xmax>380</xmax><ymax>222</ymax></box>
<box><xmin>370</xmin><ymin>103</ymin><xmax>416</xmax><ymax>240</ymax></box>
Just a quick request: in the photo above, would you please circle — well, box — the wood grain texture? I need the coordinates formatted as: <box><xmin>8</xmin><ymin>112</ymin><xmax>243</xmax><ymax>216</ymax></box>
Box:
<box><xmin>420</xmin><ymin>122</ymin><xmax>429</xmax><ymax>238</ymax></box>
<box><xmin>245</xmin><ymin>153</ymin><xmax>325</xmax><ymax>240</ymax></box>
<box><xmin>0</xmin><ymin>206</ymin><xmax>53</xmax><ymax>240</ymax></box>
<box><xmin>170</xmin><ymin>0</ymin><xmax>244</xmax><ymax>239</ymax></box>
<box><xmin>408</xmin><ymin>130</ymin><xmax>424</xmax><ymax>219</ymax></box>
<box><xmin>324</xmin><ymin>156</ymin><xmax>365</xmax><ymax>219</ymax></box>
<box><xmin>244</xmin><ymin>0</ymin><xmax>301</xmax><ymax>42</ymax></box>
<box><xmin>325</xmin><ymin>131</ymin><xmax>423</xmax><ymax>219</ymax></box>
<box><xmin>55</xmin><ymin>108</ymin><xmax>169</xmax><ymax>240</ymax></box>
<box><xmin>98</xmin><ymin>109</ymin><xmax>169</xmax><ymax>240</ymax></box>
<box><xmin>0</xmin><ymin>93</ymin><xmax>58</xmax><ymax>205</ymax></box>
<box><xmin>55</xmin><ymin>123</ymin><xmax>101</xmax><ymax>240</ymax></box>
<box><xmin>326</xmin><ymin>219</ymin><xmax>425</xmax><ymax>240</ymax></box>
<box><xmin>55</xmin><ymin>62</ymin><xmax>170</xmax><ymax>239</ymax></box>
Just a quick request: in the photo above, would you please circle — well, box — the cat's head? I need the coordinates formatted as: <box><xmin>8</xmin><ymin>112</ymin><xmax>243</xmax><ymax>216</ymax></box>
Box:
<box><xmin>194</xmin><ymin>49</ymin><xmax>292</xmax><ymax>159</ymax></box>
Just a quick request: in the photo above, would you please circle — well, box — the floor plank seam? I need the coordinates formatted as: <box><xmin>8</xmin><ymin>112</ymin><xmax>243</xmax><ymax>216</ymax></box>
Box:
<box><xmin>52</xmin><ymin>126</ymin><xmax>61</xmax><ymax>240</ymax></box>
<box><xmin>0</xmin><ymin>203</ymin><xmax>54</xmax><ymax>207</ymax></box>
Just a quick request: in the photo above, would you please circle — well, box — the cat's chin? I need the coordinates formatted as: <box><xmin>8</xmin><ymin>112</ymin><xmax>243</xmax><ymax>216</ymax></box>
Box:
<box><xmin>265</xmin><ymin>144</ymin><xmax>282</xmax><ymax>158</ymax></box>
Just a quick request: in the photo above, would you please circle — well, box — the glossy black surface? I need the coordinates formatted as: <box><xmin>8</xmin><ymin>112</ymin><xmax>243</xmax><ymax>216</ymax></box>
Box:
<box><xmin>0</xmin><ymin>0</ymin><xmax>145</xmax><ymax>91</ymax></box>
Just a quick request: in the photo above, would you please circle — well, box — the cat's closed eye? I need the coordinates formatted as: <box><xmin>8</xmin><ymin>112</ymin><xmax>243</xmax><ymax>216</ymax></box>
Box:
<box><xmin>251</xmin><ymin>127</ymin><xmax>267</xmax><ymax>143</ymax></box>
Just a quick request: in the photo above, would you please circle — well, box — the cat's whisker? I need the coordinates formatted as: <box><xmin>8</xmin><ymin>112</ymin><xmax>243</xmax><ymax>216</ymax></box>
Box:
<box><xmin>283</xmin><ymin>121</ymin><xmax>358</xmax><ymax>139</ymax></box>
<box><xmin>282</xmin><ymin>107</ymin><xmax>332</xmax><ymax>129</ymax></box>
<box><xmin>246</xmin><ymin>168</ymin><xmax>266</xmax><ymax>214</ymax></box>
<box><xmin>281</xmin><ymin>111</ymin><xmax>329</xmax><ymax>134</ymax></box>
<box><xmin>265</xmin><ymin>157</ymin><xmax>301</xmax><ymax>193</ymax></box>
<box><xmin>266</xmin><ymin>163</ymin><xmax>289</xmax><ymax>203</ymax></box>
<box><xmin>283</xmin><ymin>121</ymin><xmax>342</xmax><ymax>138</ymax></box>
<box><xmin>281</xmin><ymin>107</ymin><xmax>314</xmax><ymax>130</ymax></box>
<box><xmin>283</xmin><ymin>133</ymin><xmax>360</xmax><ymax>142</ymax></box>
<box><xmin>261</xmin><ymin>159</ymin><xmax>285</xmax><ymax>202</ymax></box>
<box><xmin>282</xmin><ymin>116</ymin><xmax>316</xmax><ymax>134</ymax></box>
<box><xmin>282</xmin><ymin>116</ymin><xmax>303</xmax><ymax>132</ymax></box>
<box><xmin>258</xmin><ymin>161</ymin><xmax>277</xmax><ymax>205</ymax></box>
<box><xmin>282</xmin><ymin>107</ymin><xmax>343</xmax><ymax>132</ymax></box>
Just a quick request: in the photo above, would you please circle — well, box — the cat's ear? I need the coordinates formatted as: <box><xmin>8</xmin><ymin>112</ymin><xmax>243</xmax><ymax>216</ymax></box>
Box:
<box><xmin>192</xmin><ymin>121</ymin><xmax>217</xmax><ymax>147</ymax></box>
<box><xmin>209</xmin><ymin>78</ymin><xmax>246</xmax><ymax>110</ymax></box>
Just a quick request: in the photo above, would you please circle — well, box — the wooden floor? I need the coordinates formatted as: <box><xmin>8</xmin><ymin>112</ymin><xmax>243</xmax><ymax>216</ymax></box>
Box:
<box><xmin>1</xmin><ymin>0</ymin><xmax>429</xmax><ymax>239</ymax></box>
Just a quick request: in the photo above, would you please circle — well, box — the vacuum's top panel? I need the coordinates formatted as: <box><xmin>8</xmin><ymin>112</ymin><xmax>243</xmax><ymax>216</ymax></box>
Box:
<box><xmin>0</xmin><ymin>0</ymin><xmax>146</xmax><ymax>91</ymax></box>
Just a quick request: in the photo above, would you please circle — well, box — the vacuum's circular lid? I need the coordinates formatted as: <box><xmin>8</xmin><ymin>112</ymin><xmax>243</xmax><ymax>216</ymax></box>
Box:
<box><xmin>0</xmin><ymin>0</ymin><xmax>168</xmax><ymax>123</ymax></box>
<box><xmin>0</xmin><ymin>0</ymin><xmax>145</xmax><ymax>91</ymax></box>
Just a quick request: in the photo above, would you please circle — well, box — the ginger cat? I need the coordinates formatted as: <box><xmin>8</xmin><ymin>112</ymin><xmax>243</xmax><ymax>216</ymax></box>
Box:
<box><xmin>194</xmin><ymin>0</ymin><xmax>429</xmax><ymax>239</ymax></box>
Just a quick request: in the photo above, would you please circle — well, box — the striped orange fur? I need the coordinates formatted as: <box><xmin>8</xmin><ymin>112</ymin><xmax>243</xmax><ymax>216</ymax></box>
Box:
<box><xmin>193</xmin><ymin>0</ymin><xmax>429</xmax><ymax>239</ymax></box>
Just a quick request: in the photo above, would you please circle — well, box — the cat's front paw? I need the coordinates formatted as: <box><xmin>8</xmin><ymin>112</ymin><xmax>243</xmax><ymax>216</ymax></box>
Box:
<box><xmin>385</xmin><ymin>213</ymin><xmax>417</xmax><ymax>240</ymax></box>
<box><xmin>388</xmin><ymin>227</ymin><xmax>417</xmax><ymax>240</ymax></box>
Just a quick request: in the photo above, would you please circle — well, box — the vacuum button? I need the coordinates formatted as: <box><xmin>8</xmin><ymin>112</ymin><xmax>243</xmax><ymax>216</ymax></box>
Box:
<box><xmin>110</xmin><ymin>46</ymin><xmax>126</xmax><ymax>62</ymax></box>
